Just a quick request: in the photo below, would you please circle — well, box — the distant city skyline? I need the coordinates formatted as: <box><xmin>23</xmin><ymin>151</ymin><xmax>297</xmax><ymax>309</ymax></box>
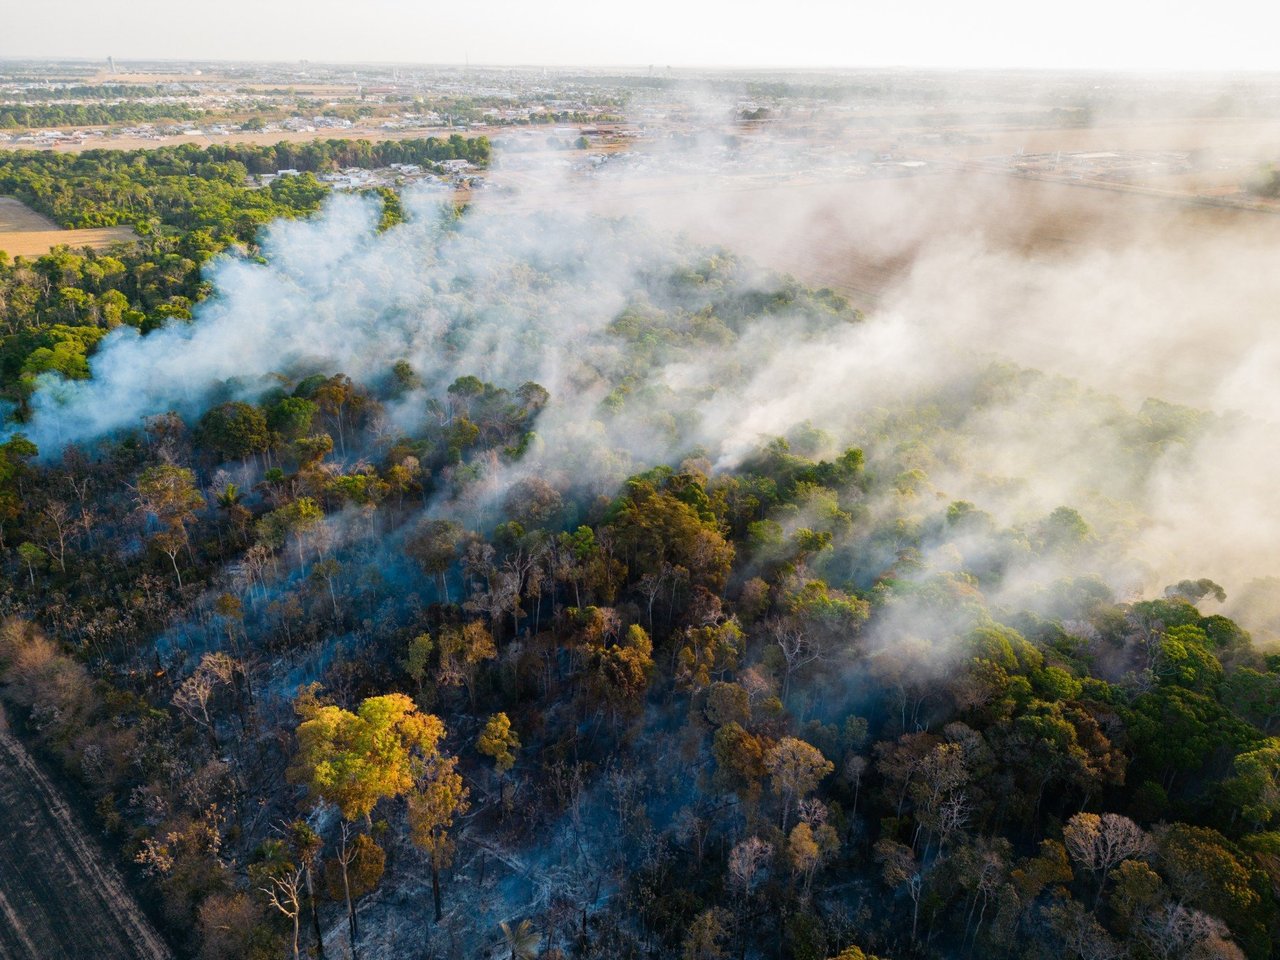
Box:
<box><xmin>4</xmin><ymin>0</ymin><xmax>1280</xmax><ymax>72</ymax></box>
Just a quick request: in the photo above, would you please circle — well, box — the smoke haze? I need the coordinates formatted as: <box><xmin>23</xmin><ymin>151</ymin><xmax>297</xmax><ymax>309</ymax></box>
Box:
<box><xmin>23</xmin><ymin>79</ymin><xmax>1280</xmax><ymax>639</ymax></box>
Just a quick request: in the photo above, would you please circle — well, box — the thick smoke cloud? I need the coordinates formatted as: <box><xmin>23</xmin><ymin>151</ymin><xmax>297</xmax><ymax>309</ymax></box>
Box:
<box><xmin>20</xmin><ymin>87</ymin><xmax>1280</xmax><ymax>638</ymax></box>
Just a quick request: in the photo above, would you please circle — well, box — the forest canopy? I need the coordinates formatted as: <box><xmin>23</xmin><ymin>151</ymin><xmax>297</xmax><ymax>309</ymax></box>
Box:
<box><xmin>0</xmin><ymin>152</ymin><xmax>1276</xmax><ymax>960</ymax></box>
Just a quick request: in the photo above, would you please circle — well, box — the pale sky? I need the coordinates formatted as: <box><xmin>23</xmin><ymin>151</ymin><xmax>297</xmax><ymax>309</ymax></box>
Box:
<box><xmin>3</xmin><ymin>0</ymin><xmax>1278</xmax><ymax>71</ymax></box>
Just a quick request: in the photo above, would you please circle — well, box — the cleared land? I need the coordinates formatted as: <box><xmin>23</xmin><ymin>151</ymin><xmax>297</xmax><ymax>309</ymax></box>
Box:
<box><xmin>0</xmin><ymin>706</ymin><xmax>172</xmax><ymax>960</ymax></box>
<box><xmin>0</xmin><ymin>197</ymin><xmax>136</xmax><ymax>257</ymax></box>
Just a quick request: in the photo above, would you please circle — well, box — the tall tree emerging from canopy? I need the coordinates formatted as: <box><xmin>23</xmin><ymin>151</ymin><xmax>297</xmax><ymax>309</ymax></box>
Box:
<box><xmin>289</xmin><ymin>691</ymin><xmax>446</xmax><ymax>825</ymax></box>
<box><xmin>135</xmin><ymin>463</ymin><xmax>205</xmax><ymax>587</ymax></box>
<box><xmin>289</xmin><ymin>691</ymin><xmax>446</xmax><ymax>957</ymax></box>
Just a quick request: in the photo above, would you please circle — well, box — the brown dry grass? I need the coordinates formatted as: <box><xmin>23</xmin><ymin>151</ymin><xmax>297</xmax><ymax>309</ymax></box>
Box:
<box><xmin>0</xmin><ymin>197</ymin><xmax>57</xmax><ymax>231</ymax></box>
<box><xmin>0</xmin><ymin>197</ymin><xmax>136</xmax><ymax>257</ymax></box>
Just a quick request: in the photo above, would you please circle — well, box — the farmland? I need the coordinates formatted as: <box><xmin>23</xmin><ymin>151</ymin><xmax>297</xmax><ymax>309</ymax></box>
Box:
<box><xmin>0</xmin><ymin>197</ymin><xmax>135</xmax><ymax>257</ymax></box>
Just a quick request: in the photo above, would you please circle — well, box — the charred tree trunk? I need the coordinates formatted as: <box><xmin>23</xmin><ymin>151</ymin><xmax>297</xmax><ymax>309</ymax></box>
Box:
<box><xmin>431</xmin><ymin>855</ymin><xmax>443</xmax><ymax>923</ymax></box>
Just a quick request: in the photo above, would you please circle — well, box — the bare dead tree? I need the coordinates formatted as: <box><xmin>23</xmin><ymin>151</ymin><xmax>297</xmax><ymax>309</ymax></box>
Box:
<box><xmin>261</xmin><ymin>869</ymin><xmax>304</xmax><ymax>960</ymax></box>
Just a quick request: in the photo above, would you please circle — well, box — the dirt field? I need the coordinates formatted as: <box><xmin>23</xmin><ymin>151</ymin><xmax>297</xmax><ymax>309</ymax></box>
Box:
<box><xmin>0</xmin><ymin>197</ymin><xmax>137</xmax><ymax>257</ymax></box>
<box><xmin>0</xmin><ymin>706</ymin><xmax>172</xmax><ymax>960</ymax></box>
<box><xmin>0</xmin><ymin>198</ymin><xmax>57</xmax><ymax>233</ymax></box>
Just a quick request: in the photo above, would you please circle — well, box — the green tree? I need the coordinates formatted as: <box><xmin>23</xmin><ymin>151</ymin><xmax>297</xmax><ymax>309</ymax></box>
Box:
<box><xmin>198</xmin><ymin>401</ymin><xmax>270</xmax><ymax>462</ymax></box>
<box><xmin>405</xmin><ymin>518</ymin><xmax>463</xmax><ymax>602</ymax></box>
<box><xmin>289</xmin><ymin>692</ymin><xmax>445</xmax><ymax>825</ymax></box>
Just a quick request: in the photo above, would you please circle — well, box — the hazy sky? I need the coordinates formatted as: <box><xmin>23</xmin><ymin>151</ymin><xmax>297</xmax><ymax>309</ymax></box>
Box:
<box><xmin>3</xmin><ymin>0</ymin><xmax>1279</xmax><ymax>71</ymax></box>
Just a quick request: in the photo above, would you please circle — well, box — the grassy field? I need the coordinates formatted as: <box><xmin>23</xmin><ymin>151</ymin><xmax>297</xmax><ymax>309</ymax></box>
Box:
<box><xmin>0</xmin><ymin>197</ymin><xmax>136</xmax><ymax>257</ymax></box>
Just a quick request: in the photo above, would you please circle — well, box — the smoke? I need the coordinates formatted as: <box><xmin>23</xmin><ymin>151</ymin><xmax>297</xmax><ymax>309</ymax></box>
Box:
<box><xmin>18</xmin><ymin>75</ymin><xmax>1280</xmax><ymax>640</ymax></box>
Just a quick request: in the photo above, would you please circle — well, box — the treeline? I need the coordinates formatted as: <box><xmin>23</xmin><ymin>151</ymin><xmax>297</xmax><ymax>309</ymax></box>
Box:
<box><xmin>0</xmin><ymin>102</ymin><xmax>205</xmax><ymax>129</ymax></box>
<box><xmin>198</xmin><ymin>134</ymin><xmax>491</xmax><ymax>173</ymax></box>
<box><xmin>0</xmin><ymin>84</ymin><xmax>179</xmax><ymax>101</ymax></box>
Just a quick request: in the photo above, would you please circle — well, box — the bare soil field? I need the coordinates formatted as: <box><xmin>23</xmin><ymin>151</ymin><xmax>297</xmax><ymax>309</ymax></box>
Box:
<box><xmin>0</xmin><ymin>706</ymin><xmax>172</xmax><ymax>960</ymax></box>
<box><xmin>0</xmin><ymin>197</ymin><xmax>137</xmax><ymax>257</ymax></box>
<box><xmin>0</xmin><ymin>197</ymin><xmax>57</xmax><ymax>232</ymax></box>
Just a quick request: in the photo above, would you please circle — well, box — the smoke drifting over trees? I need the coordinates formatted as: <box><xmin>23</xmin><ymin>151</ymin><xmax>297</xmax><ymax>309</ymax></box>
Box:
<box><xmin>1</xmin><ymin>72</ymin><xmax>1279</xmax><ymax>960</ymax></box>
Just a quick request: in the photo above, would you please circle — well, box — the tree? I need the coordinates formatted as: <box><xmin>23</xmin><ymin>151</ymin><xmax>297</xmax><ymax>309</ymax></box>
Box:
<box><xmin>289</xmin><ymin>692</ymin><xmax>445</xmax><ymax>825</ymax></box>
<box><xmin>1223</xmin><ymin>744</ymin><xmax>1280</xmax><ymax>830</ymax></box>
<box><xmin>728</xmin><ymin>836</ymin><xmax>773</xmax><ymax>894</ymax></box>
<box><xmin>499</xmin><ymin>919</ymin><xmax>541</xmax><ymax>960</ymax></box>
<box><xmin>288</xmin><ymin>820</ymin><xmax>325</xmax><ymax>960</ymax></box>
<box><xmin>1044</xmin><ymin>898</ymin><xmax>1123</xmax><ymax>960</ymax></box>
<box><xmin>477</xmin><ymin>712</ymin><xmax>520</xmax><ymax>775</ymax></box>
<box><xmin>402</xmin><ymin>632</ymin><xmax>434</xmax><ymax>696</ymax></box>
<box><xmin>407</xmin><ymin>752</ymin><xmax>470</xmax><ymax>922</ymax></box>
<box><xmin>136</xmin><ymin>462</ymin><xmax>205</xmax><ymax>527</ymax></box>
<box><xmin>16</xmin><ymin>541</ymin><xmax>43</xmax><ymax>587</ymax></box>
<box><xmin>197</xmin><ymin>401</ymin><xmax>269</xmax><ymax>463</ymax></box>
<box><xmin>324</xmin><ymin>823</ymin><xmax>384</xmax><ymax>957</ymax></box>
<box><xmin>135</xmin><ymin>463</ymin><xmax>204</xmax><ymax>586</ymax></box>
<box><xmin>1164</xmin><ymin>578</ymin><xmax>1227</xmax><ymax>605</ymax></box>
<box><xmin>261</xmin><ymin>868</ymin><xmax>304</xmax><ymax>960</ymax></box>
<box><xmin>705</xmin><ymin>681</ymin><xmax>750</xmax><ymax>727</ymax></box>
<box><xmin>771</xmin><ymin>620</ymin><xmax>821</xmax><ymax>703</ymax></box>
<box><xmin>676</xmin><ymin>619</ymin><xmax>744</xmax><ymax>692</ymax></box>
<box><xmin>789</xmin><ymin>823</ymin><xmax>821</xmax><ymax>894</ymax></box>
<box><xmin>36</xmin><ymin>500</ymin><xmax>73</xmax><ymax>573</ymax></box>
<box><xmin>1138</xmin><ymin>903</ymin><xmax>1242</xmax><ymax>960</ymax></box>
<box><xmin>1154</xmin><ymin>823</ymin><xmax>1261</xmax><ymax>945</ymax></box>
<box><xmin>726</xmin><ymin>834</ymin><xmax>772</xmax><ymax>952</ymax></box>
<box><xmin>683</xmin><ymin>908</ymin><xmax>731</xmax><ymax>960</ymax></box>
<box><xmin>437</xmin><ymin>620</ymin><xmax>496</xmax><ymax>709</ymax></box>
<box><xmin>1062</xmin><ymin>812</ymin><xmax>1150</xmax><ymax>908</ymax></box>
<box><xmin>173</xmin><ymin>652</ymin><xmax>239</xmax><ymax>751</ymax></box>
<box><xmin>609</xmin><ymin>473</ymin><xmax>735</xmax><ymax>592</ymax></box>
<box><xmin>589</xmin><ymin>623</ymin><xmax>655</xmax><ymax>720</ymax></box>
<box><xmin>765</xmin><ymin>737</ymin><xmax>833</xmax><ymax>830</ymax></box>
<box><xmin>256</xmin><ymin>497</ymin><xmax>324</xmax><ymax>571</ymax></box>
<box><xmin>313</xmin><ymin>374</ymin><xmax>363</xmax><ymax>456</ymax></box>
<box><xmin>311</xmin><ymin>557</ymin><xmax>341</xmax><ymax>619</ymax></box>
<box><xmin>267</xmin><ymin>397</ymin><xmax>318</xmax><ymax>445</ymax></box>
<box><xmin>874</xmin><ymin>838</ymin><xmax>924</xmax><ymax>942</ymax></box>
<box><xmin>713</xmin><ymin>722</ymin><xmax>769</xmax><ymax>809</ymax></box>
<box><xmin>406</xmin><ymin>518</ymin><xmax>463</xmax><ymax>601</ymax></box>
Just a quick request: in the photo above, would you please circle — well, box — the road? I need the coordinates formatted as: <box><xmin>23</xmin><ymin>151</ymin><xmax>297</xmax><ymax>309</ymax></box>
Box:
<box><xmin>0</xmin><ymin>706</ymin><xmax>172</xmax><ymax>960</ymax></box>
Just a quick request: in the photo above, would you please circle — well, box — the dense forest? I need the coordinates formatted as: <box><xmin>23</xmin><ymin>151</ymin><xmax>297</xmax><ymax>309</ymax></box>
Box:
<box><xmin>0</xmin><ymin>138</ymin><xmax>488</xmax><ymax>411</ymax></box>
<box><xmin>0</xmin><ymin>102</ymin><xmax>207</xmax><ymax>129</ymax></box>
<box><xmin>1</xmin><ymin>85</ymin><xmax>181</xmax><ymax>101</ymax></box>
<box><xmin>0</xmin><ymin>157</ymin><xmax>1277</xmax><ymax>960</ymax></box>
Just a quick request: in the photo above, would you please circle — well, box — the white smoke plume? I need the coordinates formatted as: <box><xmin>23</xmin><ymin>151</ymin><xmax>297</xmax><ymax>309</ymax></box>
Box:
<box><xmin>19</xmin><ymin>79</ymin><xmax>1280</xmax><ymax>637</ymax></box>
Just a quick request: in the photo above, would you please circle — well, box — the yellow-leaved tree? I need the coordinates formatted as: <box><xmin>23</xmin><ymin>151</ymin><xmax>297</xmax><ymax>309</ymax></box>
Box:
<box><xmin>289</xmin><ymin>690</ymin><xmax>448</xmax><ymax>955</ymax></box>
<box><xmin>289</xmin><ymin>691</ymin><xmax>445</xmax><ymax>824</ymax></box>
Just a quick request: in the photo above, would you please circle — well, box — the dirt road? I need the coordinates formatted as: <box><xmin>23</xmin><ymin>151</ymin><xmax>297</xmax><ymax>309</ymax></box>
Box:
<box><xmin>0</xmin><ymin>707</ymin><xmax>172</xmax><ymax>960</ymax></box>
